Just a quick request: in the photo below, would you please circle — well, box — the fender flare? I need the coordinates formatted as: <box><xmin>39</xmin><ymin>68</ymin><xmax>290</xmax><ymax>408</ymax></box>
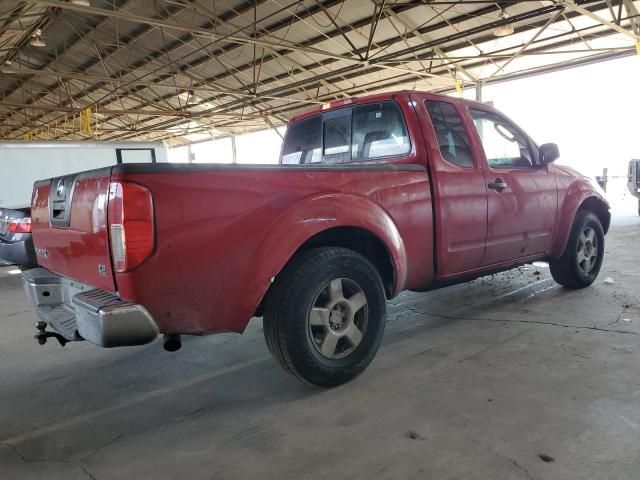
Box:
<box><xmin>237</xmin><ymin>193</ymin><xmax>408</xmax><ymax>329</ymax></box>
<box><xmin>549</xmin><ymin>180</ymin><xmax>610</xmax><ymax>258</ymax></box>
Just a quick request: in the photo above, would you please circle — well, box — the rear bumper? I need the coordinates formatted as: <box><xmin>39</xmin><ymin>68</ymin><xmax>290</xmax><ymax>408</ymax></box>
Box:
<box><xmin>22</xmin><ymin>268</ymin><xmax>159</xmax><ymax>347</ymax></box>
<box><xmin>0</xmin><ymin>237</ymin><xmax>37</xmax><ymax>266</ymax></box>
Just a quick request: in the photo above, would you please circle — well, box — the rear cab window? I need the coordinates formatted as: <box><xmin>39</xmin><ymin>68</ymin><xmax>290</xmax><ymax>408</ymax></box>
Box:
<box><xmin>281</xmin><ymin>116</ymin><xmax>322</xmax><ymax>164</ymax></box>
<box><xmin>281</xmin><ymin>101</ymin><xmax>410</xmax><ymax>165</ymax></box>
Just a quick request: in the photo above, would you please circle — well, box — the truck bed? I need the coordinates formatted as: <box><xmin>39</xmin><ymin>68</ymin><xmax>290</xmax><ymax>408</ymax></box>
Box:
<box><xmin>30</xmin><ymin>163</ymin><xmax>433</xmax><ymax>334</ymax></box>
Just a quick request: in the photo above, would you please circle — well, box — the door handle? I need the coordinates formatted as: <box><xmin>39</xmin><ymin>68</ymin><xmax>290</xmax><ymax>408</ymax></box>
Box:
<box><xmin>488</xmin><ymin>179</ymin><xmax>508</xmax><ymax>190</ymax></box>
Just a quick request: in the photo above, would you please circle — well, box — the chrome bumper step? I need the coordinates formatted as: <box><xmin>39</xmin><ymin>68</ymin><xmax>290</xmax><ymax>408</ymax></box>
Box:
<box><xmin>23</xmin><ymin>268</ymin><xmax>159</xmax><ymax>348</ymax></box>
<box><xmin>36</xmin><ymin>304</ymin><xmax>79</xmax><ymax>341</ymax></box>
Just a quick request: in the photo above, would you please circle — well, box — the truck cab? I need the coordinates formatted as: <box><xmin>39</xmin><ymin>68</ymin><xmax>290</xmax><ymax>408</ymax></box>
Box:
<box><xmin>281</xmin><ymin>92</ymin><xmax>606</xmax><ymax>280</ymax></box>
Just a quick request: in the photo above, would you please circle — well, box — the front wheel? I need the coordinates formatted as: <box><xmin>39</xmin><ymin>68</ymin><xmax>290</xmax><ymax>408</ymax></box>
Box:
<box><xmin>263</xmin><ymin>247</ymin><xmax>386</xmax><ymax>387</ymax></box>
<box><xmin>549</xmin><ymin>210</ymin><xmax>605</xmax><ymax>289</ymax></box>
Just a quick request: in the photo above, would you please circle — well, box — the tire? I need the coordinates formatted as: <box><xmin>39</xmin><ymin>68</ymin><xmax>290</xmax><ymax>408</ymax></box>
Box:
<box><xmin>263</xmin><ymin>247</ymin><xmax>386</xmax><ymax>387</ymax></box>
<box><xmin>549</xmin><ymin>210</ymin><xmax>605</xmax><ymax>289</ymax></box>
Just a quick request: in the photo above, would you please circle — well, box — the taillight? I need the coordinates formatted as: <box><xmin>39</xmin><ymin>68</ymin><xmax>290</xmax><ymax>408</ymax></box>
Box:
<box><xmin>8</xmin><ymin>217</ymin><xmax>32</xmax><ymax>233</ymax></box>
<box><xmin>108</xmin><ymin>181</ymin><xmax>155</xmax><ymax>273</ymax></box>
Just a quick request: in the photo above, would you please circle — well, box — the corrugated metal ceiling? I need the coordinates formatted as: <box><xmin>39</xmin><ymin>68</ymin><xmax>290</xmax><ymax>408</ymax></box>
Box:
<box><xmin>0</xmin><ymin>0</ymin><xmax>638</xmax><ymax>145</ymax></box>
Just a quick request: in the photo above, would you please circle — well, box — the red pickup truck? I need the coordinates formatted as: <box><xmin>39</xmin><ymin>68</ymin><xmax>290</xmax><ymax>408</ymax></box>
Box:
<box><xmin>23</xmin><ymin>91</ymin><xmax>610</xmax><ymax>386</ymax></box>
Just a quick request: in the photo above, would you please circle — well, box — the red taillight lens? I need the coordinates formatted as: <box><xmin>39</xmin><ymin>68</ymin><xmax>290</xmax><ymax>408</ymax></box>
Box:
<box><xmin>108</xmin><ymin>181</ymin><xmax>155</xmax><ymax>273</ymax></box>
<box><xmin>8</xmin><ymin>217</ymin><xmax>32</xmax><ymax>233</ymax></box>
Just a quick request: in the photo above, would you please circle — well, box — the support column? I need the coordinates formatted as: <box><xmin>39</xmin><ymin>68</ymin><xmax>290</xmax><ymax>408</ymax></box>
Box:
<box><xmin>231</xmin><ymin>135</ymin><xmax>237</xmax><ymax>164</ymax></box>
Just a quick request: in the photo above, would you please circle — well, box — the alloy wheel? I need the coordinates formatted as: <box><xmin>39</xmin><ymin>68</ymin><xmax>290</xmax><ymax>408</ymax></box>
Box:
<box><xmin>308</xmin><ymin>278</ymin><xmax>368</xmax><ymax>359</ymax></box>
<box><xmin>576</xmin><ymin>226</ymin><xmax>598</xmax><ymax>274</ymax></box>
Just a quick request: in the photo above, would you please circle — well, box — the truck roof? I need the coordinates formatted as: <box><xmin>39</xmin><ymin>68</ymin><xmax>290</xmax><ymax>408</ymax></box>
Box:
<box><xmin>289</xmin><ymin>90</ymin><xmax>486</xmax><ymax>124</ymax></box>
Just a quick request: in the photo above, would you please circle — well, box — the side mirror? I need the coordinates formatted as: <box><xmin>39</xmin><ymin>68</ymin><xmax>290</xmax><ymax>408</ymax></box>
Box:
<box><xmin>539</xmin><ymin>143</ymin><xmax>560</xmax><ymax>165</ymax></box>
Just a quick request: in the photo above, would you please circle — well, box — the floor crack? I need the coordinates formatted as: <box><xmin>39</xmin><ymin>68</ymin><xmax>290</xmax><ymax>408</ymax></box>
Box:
<box><xmin>81</xmin><ymin>464</ymin><xmax>98</xmax><ymax>480</ymax></box>
<box><xmin>4</xmin><ymin>440</ymin><xmax>101</xmax><ymax>480</ymax></box>
<box><xmin>78</xmin><ymin>404</ymin><xmax>213</xmax><ymax>462</ymax></box>
<box><xmin>395</xmin><ymin>307</ymin><xmax>638</xmax><ymax>336</ymax></box>
<box><xmin>469</xmin><ymin>438</ymin><xmax>539</xmax><ymax>480</ymax></box>
<box><xmin>1</xmin><ymin>442</ymin><xmax>70</xmax><ymax>465</ymax></box>
<box><xmin>5</xmin><ymin>309</ymin><xmax>31</xmax><ymax>318</ymax></box>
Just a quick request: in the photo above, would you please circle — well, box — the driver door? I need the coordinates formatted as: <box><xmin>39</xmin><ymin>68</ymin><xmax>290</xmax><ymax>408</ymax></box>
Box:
<box><xmin>468</xmin><ymin>107</ymin><xmax>558</xmax><ymax>266</ymax></box>
<box><xmin>412</xmin><ymin>94</ymin><xmax>488</xmax><ymax>278</ymax></box>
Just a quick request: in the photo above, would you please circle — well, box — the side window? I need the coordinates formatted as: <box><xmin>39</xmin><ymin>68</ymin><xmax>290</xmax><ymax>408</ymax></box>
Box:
<box><xmin>425</xmin><ymin>100</ymin><xmax>474</xmax><ymax>168</ymax></box>
<box><xmin>352</xmin><ymin>102</ymin><xmax>410</xmax><ymax>160</ymax></box>
<box><xmin>281</xmin><ymin>116</ymin><xmax>322</xmax><ymax>164</ymax></box>
<box><xmin>469</xmin><ymin>109</ymin><xmax>533</xmax><ymax>169</ymax></box>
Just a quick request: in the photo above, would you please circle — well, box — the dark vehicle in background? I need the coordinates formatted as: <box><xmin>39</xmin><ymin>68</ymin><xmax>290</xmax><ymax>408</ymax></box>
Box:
<box><xmin>0</xmin><ymin>208</ymin><xmax>36</xmax><ymax>267</ymax></box>
<box><xmin>628</xmin><ymin>159</ymin><xmax>640</xmax><ymax>216</ymax></box>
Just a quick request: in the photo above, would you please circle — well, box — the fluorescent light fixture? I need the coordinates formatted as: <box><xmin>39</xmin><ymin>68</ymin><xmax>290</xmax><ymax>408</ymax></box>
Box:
<box><xmin>185</xmin><ymin>90</ymin><xmax>199</xmax><ymax>105</ymax></box>
<box><xmin>70</xmin><ymin>0</ymin><xmax>91</xmax><ymax>5</ymax></box>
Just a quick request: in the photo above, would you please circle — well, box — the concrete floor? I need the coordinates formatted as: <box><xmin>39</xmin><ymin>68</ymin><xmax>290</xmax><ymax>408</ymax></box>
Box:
<box><xmin>1</xmin><ymin>216</ymin><xmax>639</xmax><ymax>480</ymax></box>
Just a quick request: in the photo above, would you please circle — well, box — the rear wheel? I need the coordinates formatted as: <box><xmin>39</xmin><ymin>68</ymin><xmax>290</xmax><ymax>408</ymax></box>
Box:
<box><xmin>549</xmin><ymin>210</ymin><xmax>604</xmax><ymax>289</ymax></box>
<box><xmin>263</xmin><ymin>247</ymin><xmax>386</xmax><ymax>387</ymax></box>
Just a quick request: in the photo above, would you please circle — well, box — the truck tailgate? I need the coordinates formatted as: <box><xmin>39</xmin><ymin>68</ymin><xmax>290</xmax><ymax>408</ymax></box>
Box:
<box><xmin>31</xmin><ymin>168</ymin><xmax>116</xmax><ymax>292</ymax></box>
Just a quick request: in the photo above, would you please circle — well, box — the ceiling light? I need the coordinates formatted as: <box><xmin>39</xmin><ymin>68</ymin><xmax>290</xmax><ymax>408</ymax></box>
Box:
<box><xmin>70</xmin><ymin>0</ymin><xmax>91</xmax><ymax>6</ymax></box>
<box><xmin>184</xmin><ymin>89</ymin><xmax>199</xmax><ymax>105</ymax></box>
<box><xmin>30</xmin><ymin>36</ymin><xmax>46</xmax><ymax>47</ymax></box>
<box><xmin>493</xmin><ymin>11</ymin><xmax>514</xmax><ymax>37</ymax></box>
<box><xmin>30</xmin><ymin>29</ymin><xmax>46</xmax><ymax>47</ymax></box>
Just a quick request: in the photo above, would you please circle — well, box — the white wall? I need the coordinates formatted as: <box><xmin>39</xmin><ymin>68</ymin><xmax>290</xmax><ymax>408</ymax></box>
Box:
<box><xmin>169</xmin><ymin>127</ymin><xmax>286</xmax><ymax>165</ymax></box>
<box><xmin>236</xmin><ymin>128</ymin><xmax>284</xmax><ymax>164</ymax></box>
<box><xmin>168</xmin><ymin>145</ymin><xmax>189</xmax><ymax>163</ymax></box>
<box><xmin>192</xmin><ymin>137</ymin><xmax>234</xmax><ymax>164</ymax></box>
<box><xmin>0</xmin><ymin>141</ymin><xmax>167</xmax><ymax>208</ymax></box>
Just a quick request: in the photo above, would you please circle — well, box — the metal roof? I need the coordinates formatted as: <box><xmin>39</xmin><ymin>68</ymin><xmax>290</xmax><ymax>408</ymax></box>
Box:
<box><xmin>0</xmin><ymin>0</ymin><xmax>638</xmax><ymax>145</ymax></box>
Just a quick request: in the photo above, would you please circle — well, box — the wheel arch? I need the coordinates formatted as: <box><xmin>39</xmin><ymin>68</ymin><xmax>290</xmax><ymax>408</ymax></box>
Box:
<box><xmin>578</xmin><ymin>196</ymin><xmax>610</xmax><ymax>234</ymax></box>
<box><xmin>254</xmin><ymin>225</ymin><xmax>401</xmax><ymax>318</ymax></box>
<box><xmin>248</xmin><ymin>194</ymin><xmax>408</xmax><ymax>320</ymax></box>
<box><xmin>296</xmin><ymin>226</ymin><xmax>395</xmax><ymax>291</ymax></box>
<box><xmin>549</xmin><ymin>189</ymin><xmax>610</xmax><ymax>259</ymax></box>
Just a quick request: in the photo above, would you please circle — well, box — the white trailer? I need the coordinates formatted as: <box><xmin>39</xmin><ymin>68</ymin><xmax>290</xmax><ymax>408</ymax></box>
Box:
<box><xmin>0</xmin><ymin>141</ymin><xmax>168</xmax><ymax>209</ymax></box>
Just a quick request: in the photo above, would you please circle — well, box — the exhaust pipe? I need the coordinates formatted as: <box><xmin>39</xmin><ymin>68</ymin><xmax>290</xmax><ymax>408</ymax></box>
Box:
<box><xmin>163</xmin><ymin>333</ymin><xmax>181</xmax><ymax>352</ymax></box>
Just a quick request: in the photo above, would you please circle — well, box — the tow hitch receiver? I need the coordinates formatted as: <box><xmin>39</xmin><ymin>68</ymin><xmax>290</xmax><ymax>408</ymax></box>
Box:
<box><xmin>34</xmin><ymin>321</ymin><xmax>68</xmax><ymax>347</ymax></box>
